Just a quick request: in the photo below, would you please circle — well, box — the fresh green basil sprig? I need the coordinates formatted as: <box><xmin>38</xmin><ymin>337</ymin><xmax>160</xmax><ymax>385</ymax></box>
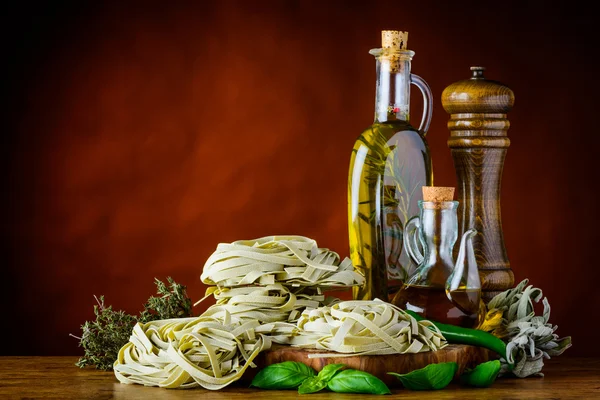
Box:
<box><xmin>250</xmin><ymin>361</ymin><xmax>316</xmax><ymax>390</ymax></box>
<box><xmin>388</xmin><ymin>362</ymin><xmax>457</xmax><ymax>390</ymax></box>
<box><xmin>298</xmin><ymin>363</ymin><xmax>345</xmax><ymax>394</ymax></box>
<box><xmin>251</xmin><ymin>362</ymin><xmax>390</xmax><ymax>395</ymax></box>
<box><xmin>459</xmin><ymin>360</ymin><xmax>502</xmax><ymax>387</ymax></box>
<box><xmin>327</xmin><ymin>369</ymin><xmax>391</xmax><ymax>394</ymax></box>
<box><xmin>316</xmin><ymin>363</ymin><xmax>346</xmax><ymax>382</ymax></box>
<box><xmin>298</xmin><ymin>376</ymin><xmax>328</xmax><ymax>394</ymax></box>
<box><xmin>388</xmin><ymin>360</ymin><xmax>502</xmax><ymax>390</ymax></box>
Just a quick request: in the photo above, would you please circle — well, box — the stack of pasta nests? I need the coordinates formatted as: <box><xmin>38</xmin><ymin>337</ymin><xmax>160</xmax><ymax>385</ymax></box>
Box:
<box><xmin>113</xmin><ymin>235</ymin><xmax>447</xmax><ymax>390</ymax></box>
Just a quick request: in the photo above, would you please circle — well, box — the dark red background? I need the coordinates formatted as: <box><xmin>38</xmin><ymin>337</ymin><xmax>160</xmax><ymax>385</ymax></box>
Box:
<box><xmin>2</xmin><ymin>1</ymin><xmax>598</xmax><ymax>356</ymax></box>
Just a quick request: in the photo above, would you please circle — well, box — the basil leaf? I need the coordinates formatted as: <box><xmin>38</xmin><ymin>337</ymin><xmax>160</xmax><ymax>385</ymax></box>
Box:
<box><xmin>388</xmin><ymin>362</ymin><xmax>457</xmax><ymax>390</ymax></box>
<box><xmin>327</xmin><ymin>369</ymin><xmax>391</xmax><ymax>395</ymax></box>
<box><xmin>298</xmin><ymin>376</ymin><xmax>328</xmax><ymax>394</ymax></box>
<box><xmin>316</xmin><ymin>363</ymin><xmax>346</xmax><ymax>382</ymax></box>
<box><xmin>250</xmin><ymin>361</ymin><xmax>316</xmax><ymax>389</ymax></box>
<box><xmin>296</xmin><ymin>363</ymin><xmax>347</xmax><ymax>394</ymax></box>
<box><xmin>459</xmin><ymin>360</ymin><xmax>501</xmax><ymax>388</ymax></box>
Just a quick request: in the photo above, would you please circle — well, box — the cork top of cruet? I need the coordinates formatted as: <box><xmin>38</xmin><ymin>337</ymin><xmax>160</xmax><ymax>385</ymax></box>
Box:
<box><xmin>422</xmin><ymin>186</ymin><xmax>455</xmax><ymax>202</ymax></box>
<box><xmin>381</xmin><ymin>30</ymin><xmax>408</xmax><ymax>50</ymax></box>
<box><xmin>441</xmin><ymin>66</ymin><xmax>515</xmax><ymax>114</ymax></box>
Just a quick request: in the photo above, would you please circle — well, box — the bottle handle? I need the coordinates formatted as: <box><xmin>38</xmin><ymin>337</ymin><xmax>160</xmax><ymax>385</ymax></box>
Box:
<box><xmin>410</xmin><ymin>73</ymin><xmax>433</xmax><ymax>136</ymax></box>
<box><xmin>403</xmin><ymin>216</ymin><xmax>424</xmax><ymax>266</ymax></box>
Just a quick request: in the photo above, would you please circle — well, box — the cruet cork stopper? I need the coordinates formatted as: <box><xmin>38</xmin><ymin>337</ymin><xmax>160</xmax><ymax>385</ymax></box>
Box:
<box><xmin>379</xmin><ymin>30</ymin><xmax>408</xmax><ymax>73</ymax></box>
<box><xmin>381</xmin><ymin>30</ymin><xmax>408</xmax><ymax>50</ymax></box>
<box><xmin>422</xmin><ymin>186</ymin><xmax>455</xmax><ymax>202</ymax></box>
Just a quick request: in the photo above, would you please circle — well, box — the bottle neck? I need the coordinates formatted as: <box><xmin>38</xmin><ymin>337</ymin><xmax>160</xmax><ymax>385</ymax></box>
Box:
<box><xmin>373</xmin><ymin>56</ymin><xmax>412</xmax><ymax>123</ymax></box>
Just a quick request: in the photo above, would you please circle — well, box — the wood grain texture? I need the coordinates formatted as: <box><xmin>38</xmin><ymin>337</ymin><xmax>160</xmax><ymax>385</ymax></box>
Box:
<box><xmin>451</xmin><ymin>146</ymin><xmax>514</xmax><ymax>296</ymax></box>
<box><xmin>442</xmin><ymin>67</ymin><xmax>515</xmax><ymax>303</ymax></box>
<box><xmin>0</xmin><ymin>356</ymin><xmax>598</xmax><ymax>399</ymax></box>
<box><xmin>441</xmin><ymin>67</ymin><xmax>515</xmax><ymax>114</ymax></box>
<box><xmin>247</xmin><ymin>344</ymin><xmax>490</xmax><ymax>387</ymax></box>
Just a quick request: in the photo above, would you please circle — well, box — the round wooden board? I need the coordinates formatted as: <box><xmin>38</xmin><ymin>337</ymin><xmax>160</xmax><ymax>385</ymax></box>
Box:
<box><xmin>243</xmin><ymin>344</ymin><xmax>493</xmax><ymax>387</ymax></box>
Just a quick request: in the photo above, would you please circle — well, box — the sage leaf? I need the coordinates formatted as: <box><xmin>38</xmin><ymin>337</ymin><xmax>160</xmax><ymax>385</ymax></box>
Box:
<box><xmin>327</xmin><ymin>369</ymin><xmax>391</xmax><ymax>395</ymax></box>
<box><xmin>459</xmin><ymin>360</ymin><xmax>501</xmax><ymax>387</ymax></box>
<box><xmin>316</xmin><ymin>363</ymin><xmax>346</xmax><ymax>382</ymax></box>
<box><xmin>484</xmin><ymin>279</ymin><xmax>572</xmax><ymax>377</ymax></box>
<box><xmin>388</xmin><ymin>362</ymin><xmax>457</xmax><ymax>390</ymax></box>
<box><xmin>251</xmin><ymin>361</ymin><xmax>316</xmax><ymax>389</ymax></box>
<box><xmin>298</xmin><ymin>376</ymin><xmax>328</xmax><ymax>394</ymax></box>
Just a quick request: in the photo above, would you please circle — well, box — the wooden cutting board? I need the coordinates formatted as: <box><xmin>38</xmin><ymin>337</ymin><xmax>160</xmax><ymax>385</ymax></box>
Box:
<box><xmin>244</xmin><ymin>344</ymin><xmax>492</xmax><ymax>387</ymax></box>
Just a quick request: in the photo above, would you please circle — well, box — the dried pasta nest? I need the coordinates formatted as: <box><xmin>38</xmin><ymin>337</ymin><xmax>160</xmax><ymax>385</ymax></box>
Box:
<box><xmin>284</xmin><ymin>299</ymin><xmax>447</xmax><ymax>356</ymax></box>
<box><xmin>200</xmin><ymin>235</ymin><xmax>365</xmax><ymax>288</ymax></box>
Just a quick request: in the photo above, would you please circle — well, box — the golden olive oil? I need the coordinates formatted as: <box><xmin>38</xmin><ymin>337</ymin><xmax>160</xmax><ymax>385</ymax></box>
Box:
<box><xmin>348</xmin><ymin>120</ymin><xmax>432</xmax><ymax>300</ymax></box>
<box><xmin>392</xmin><ymin>284</ymin><xmax>484</xmax><ymax>328</ymax></box>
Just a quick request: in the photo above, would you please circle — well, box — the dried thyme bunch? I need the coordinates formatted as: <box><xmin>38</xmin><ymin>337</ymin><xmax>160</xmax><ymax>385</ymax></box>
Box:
<box><xmin>73</xmin><ymin>295</ymin><xmax>137</xmax><ymax>370</ymax></box>
<box><xmin>138</xmin><ymin>277</ymin><xmax>193</xmax><ymax>323</ymax></box>
<box><xmin>479</xmin><ymin>279</ymin><xmax>572</xmax><ymax>378</ymax></box>
<box><xmin>72</xmin><ymin>277</ymin><xmax>193</xmax><ymax>370</ymax></box>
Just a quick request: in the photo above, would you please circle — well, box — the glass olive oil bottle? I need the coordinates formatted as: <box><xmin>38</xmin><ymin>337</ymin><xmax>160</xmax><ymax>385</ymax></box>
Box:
<box><xmin>348</xmin><ymin>30</ymin><xmax>433</xmax><ymax>300</ymax></box>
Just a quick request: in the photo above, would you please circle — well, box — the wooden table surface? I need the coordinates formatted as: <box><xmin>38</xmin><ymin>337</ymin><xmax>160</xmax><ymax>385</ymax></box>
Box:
<box><xmin>0</xmin><ymin>356</ymin><xmax>599</xmax><ymax>399</ymax></box>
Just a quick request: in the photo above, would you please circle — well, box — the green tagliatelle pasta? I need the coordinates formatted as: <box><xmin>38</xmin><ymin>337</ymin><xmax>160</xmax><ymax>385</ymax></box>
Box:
<box><xmin>205</xmin><ymin>283</ymin><xmax>336</xmax><ymax>323</ymax></box>
<box><xmin>114</xmin><ymin>314</ymin><xmax>281</xmax><ymax>390</ymax></box>
<box><xmin>200</xmin><ymin>235</ymin><xmax>365</xmax><ymax>288</ymax></box>
<box><xmin>284</xmin><ymin>299</ymin><xmax>447</xmax><ymax>356</ymax></box>
<box><xmin>113</xmin><ymin>284</ymin><xmax>312</xmax><ymax>389</ymax></box>
<box><xmin>113</xmin><ymin>236</ymin><xmax>448</xmax><ymax>390</ymax></box>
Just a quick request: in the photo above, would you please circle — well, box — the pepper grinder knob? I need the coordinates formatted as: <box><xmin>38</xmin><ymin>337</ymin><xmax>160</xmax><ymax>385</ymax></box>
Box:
<box><xmin>470</xmin><ymin>66</ymin><xmax>485</xmax><ymax>78</ymax></box>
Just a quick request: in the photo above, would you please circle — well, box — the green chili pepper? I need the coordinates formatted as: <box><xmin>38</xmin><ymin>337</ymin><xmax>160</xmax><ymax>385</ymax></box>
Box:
<box><xmin>405</xmin><ymin>310</ymin><xmax>511</xmax><ymax>368</ymax></box>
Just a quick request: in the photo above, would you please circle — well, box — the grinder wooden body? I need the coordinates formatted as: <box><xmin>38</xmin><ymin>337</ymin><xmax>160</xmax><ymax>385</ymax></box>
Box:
<box><xmin>441</xmin><ymin>67</ymin><xmax>514</xmax><ymax>302</ymax></box>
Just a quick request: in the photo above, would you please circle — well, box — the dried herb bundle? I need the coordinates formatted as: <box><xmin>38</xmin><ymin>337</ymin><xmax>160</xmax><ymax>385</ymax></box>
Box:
<box><xmin>72</xmin><ymin>277</ymin><xmax>193</xmax><ymax>371</ymax></box>
<box><xmin>73</xmin><ymin>295</ymin><xmax>137</xmax><ymax>370</ymax></box>
<box><xmin>138</xmin><ymin>277</ymin><xmax>193</xmax><ymax>323</ymax></box>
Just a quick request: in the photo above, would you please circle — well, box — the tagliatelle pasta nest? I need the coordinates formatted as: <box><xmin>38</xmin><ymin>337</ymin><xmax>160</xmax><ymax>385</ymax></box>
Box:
<box><xmin>200</xmin><ymin>235</ymin><xmax>365</xmax><ymax>288</ymax></box>
<box><xmin>113</xmin><ymin>235</ymin><xmax>448</xmax><ymax>390</ymax></box>
<box><xmin>204</xmin><ymin>283</ymin><xmax>336</xmax><ymax>323</ymax></box>
<box><xmin>285</xmin><ymin>299</ymin><xmax>447</xmax><ymax>357</ymax></box>
<box><xmin>113</xmin><ymin>313</ymin><xmax>293</xmax><ymax>390</ymax></box>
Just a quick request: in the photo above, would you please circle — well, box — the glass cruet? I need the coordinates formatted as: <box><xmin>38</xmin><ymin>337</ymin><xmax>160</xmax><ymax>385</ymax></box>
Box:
<box><xmin>391</xmin><ymin>187</ymin><xmax>485</xmax><ymax>328</ymax></box>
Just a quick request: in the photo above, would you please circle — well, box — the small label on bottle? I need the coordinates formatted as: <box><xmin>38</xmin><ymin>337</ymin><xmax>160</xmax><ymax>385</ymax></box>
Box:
<box><xmin>377</xmin><ymin>104</ymin><xmax>409</xmax><ymax>118</ymax></box>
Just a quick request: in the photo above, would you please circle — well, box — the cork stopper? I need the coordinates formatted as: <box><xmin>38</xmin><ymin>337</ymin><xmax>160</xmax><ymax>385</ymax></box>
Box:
<box><xmin>422</xmin><ymin>186</ymin><xmax>455</xmax><ymax>202</ymax></box>
<box><xmin>376</xmin><ymin>30</ymin><xmax>410</xmax><ymax>74</ymax></box>
<box><xmin>382</xmin><ymin>30</ymin><xmax>408</xmax><ymax>50</ymax></box>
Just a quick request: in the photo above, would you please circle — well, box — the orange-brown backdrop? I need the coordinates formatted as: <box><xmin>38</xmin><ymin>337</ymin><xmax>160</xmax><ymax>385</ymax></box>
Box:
<box><xmin>3</xmin><ymin>1</ymin><xmax>598</xmax><ymax>356</ymax></box>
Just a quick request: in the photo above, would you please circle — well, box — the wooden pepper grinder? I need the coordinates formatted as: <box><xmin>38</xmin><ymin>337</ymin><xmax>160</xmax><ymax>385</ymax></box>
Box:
<box><xmin>441</xmin><ymin>66</ymin><xmax>515</xmax><ymax>303</ymax></box>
